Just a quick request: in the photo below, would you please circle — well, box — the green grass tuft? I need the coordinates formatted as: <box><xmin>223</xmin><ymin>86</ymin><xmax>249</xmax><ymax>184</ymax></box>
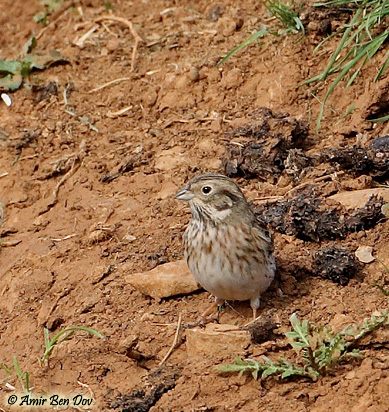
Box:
<box><xmin>40</xmin><ymin>326</ymin><xmax>104</xmax><ymax>365</ymax></box>
<box><xmin>265</xmin><ymin>0</ymin><xmax>305</xmax><ymax>35</ymax></box>
<box><xmin>306</xmin><ymin>0</ymin><xmax>389</xmax><ymax>130</ymax></box>
<box><xmin>1</xmin><ymin>357</ymin><xmax>31</xmax><ymax>393</ymax></box>
<box><xmin>217</xmin><ymin>0</ymin><xmax>304</xmax><ymax>66</ymax></box>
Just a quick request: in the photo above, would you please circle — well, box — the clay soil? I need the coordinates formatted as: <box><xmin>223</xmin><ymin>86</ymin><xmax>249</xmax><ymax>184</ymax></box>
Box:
<box><xmin>1</xmin><ymin>0</ymin><xmax>389</xmax><ymax>411</ymax></box>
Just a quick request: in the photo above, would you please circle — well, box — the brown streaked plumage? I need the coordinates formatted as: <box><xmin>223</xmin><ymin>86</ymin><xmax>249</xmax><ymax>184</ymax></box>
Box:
<box><xmin>175</xmin><ymin>173</ymin><xmax>276</xmax><ymax>320</ymax></box>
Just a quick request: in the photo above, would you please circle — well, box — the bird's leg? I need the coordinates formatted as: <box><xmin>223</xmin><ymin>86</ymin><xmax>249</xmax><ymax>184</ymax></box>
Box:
<box><xmin>200</xmin><ymin>297</ymin><xmax>224</xmax><ymax>320</ymax></box>
<box><xmin>250</xmin><ymin>296</ymin><xmax>261</xmax><ymax>321</ymax></box>
<box><xmin>183</xmin><ymin>297</ymin><xmax>225</xmax><ymax>329</ymax></box>
<box><xmin>252</xmin><ymin>307</ymin><xmax>258</xmax><ymax>321</ymax></box>
<box><xmin>199</xmin><ymin>297</ymin><xmax>224</xmax><ymax>325</ymax></box>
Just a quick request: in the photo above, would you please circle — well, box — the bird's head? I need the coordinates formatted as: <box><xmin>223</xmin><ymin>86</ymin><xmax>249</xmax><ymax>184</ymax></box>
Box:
<box><xmin>175</xmin><ymin>173</ymin><xmax>250</xmax><ymax>224</ymax></box>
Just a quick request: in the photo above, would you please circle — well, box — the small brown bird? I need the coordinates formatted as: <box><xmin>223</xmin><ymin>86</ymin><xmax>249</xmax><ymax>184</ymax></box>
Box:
<box><xmin>175</xmin><ymin>173</ymin><xmax>276</xmax><ymax>320</ymax></box>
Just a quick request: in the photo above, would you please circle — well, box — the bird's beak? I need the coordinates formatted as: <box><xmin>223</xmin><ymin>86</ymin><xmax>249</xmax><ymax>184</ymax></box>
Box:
<box><xmin>175</xmin><ymin>185</ymin><xmax>194</xmax><ymax>201</ymax></box>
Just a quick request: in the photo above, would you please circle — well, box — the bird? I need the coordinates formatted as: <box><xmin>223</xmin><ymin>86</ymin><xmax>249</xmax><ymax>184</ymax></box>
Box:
<box><xmin>175</xmin><ymin>173</ymin><xmax>276</xmax><ymax>321</ymax></box>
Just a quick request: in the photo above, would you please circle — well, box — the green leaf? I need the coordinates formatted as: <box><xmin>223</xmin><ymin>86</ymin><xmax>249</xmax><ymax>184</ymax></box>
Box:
<box><xmin>286</xmin><ymin>313</ymin><xmax>310</xmax><ymax>349</ymax></box>
<box><xmin>24</xmin><ymin>50</ymin><xmax>67</xmax><ymax>71</ymax></box>
<box><xmin>21</xmin><ymin>37</ymin><xmax>37</xmax><ymax>56</ymax></box>
<box><xmin>368</xmin><ymin>114</ymin><xmax>389</xmax><ymax>123</ymax></box>
<box><xmin>34</xmin><ymin>12</ymin><xmax>48</xmax><ymax>26</ymax></box>
<box><xmin>217</xmin><ymin>28</ymin><xmax>267</xmax><ymax>66</ymax></box>
<box><xmin>41</xmin><ymin>326</ymin><xmax>104</xmax><ymax>364</ymax></box>
<box><xmin>0</xmin><ymin>60</ymin><xmax>22</xmax><ymax>75</ymax></box>
<box><xmin>0</xmin><ymin>74</ymin><xmax>23</xmax><ymax>91</ymax></box>
<box><xmin>1</xmin><ymin>363</ymin><xmax>12</xmax><ymax>374</ymax></box>
<box><xmin>104</xmin><ymin>1</ymin><xmax>114</xmax><ymax>10</ymax></box>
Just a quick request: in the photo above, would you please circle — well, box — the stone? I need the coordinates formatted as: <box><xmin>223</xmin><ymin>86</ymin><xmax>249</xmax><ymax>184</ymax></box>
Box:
<box><xmin>126</xmin><ymin>260</ymin><xmax>200</xmax><ymax>301</ymax></box>
<box><xmin>221</xmin><ymin>68</ymin><xmax>243</xmax><ymax>89</ymax></box>
<box><xmin>330</xmin><ymin>188</ymin><xmax>389</xmax><ymax>209</ymax></box>
<box><xmin>106</xmin><ymin>37</ymin><xmax>120</xmax><ymax>52</ymax></box>
<box><xmin>216</xmin><ymin>17</ymin><xmax>237</xmax><ymax>37</ymax></box>
<box><xmin>355</xmin><ymin>245</ymin><xmax>375</xmax><ymax>263</ymax></box>
<box><xmin>154</xmin><ymin>147</ymin><xmax>188</xmax><ymax>171</ymax></box>
<box><xmin>185</xmin><ymin>323</ymin><xmax>251</xmax><ymax>358</ymax></box>
<box><xmin>157</xmin><ymin>181</ymin><xmax>179</xmax><ymax>200</ymax></box>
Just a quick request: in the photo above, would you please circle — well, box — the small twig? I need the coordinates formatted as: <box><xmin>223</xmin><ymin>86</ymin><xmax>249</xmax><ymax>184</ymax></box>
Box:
<box><xmin>159</xmin><ymin>314</ymin><xmax>182</xmax><ymax>366</ymax></box>
<box><xmin>63</xmin><ymin>83</ymin><xmax>71</xmax><ymax>106</ymax></box>
<box><xmin>51</xmin><ymin>234</ymin><xmax>77</xmax><ymax>242</ymax></box>
<box><xmin>73</xmin><ymin>24</ymin><xmax>99</xmax><ymax>47</ymax></box>
<box><xmin>94</xmin><ymin>15</ymin><xmax>144</xmax><ymax>71</ymax></box>
<box><xmin>314</xmin><ymin>171</ymin><xmax>344</xmax><ymax>183</ymax></box>
<box><xmin>1</xmin><ymin>239</ymin><xmax>22</xmax><ymax>247</ymax></box>
<box><xmin>0</xmin><ymin>172</ymin><xmax>8</xmax><ymax>178</ymax></box>
<box><xmin>88</xmin><ymin>77</ymin><xmax>132</xmax><ymax>94</ymax></box>
<box><xmin>106</xmin><ymin>105</ymin><xmax>133</xmax><ymax>118</ymax></box>
<box><xmin>253</xmin><ymin>196</ymin><xmax>284</xmax><ymax>203</ymax></box>
<box><xmin>95</xmin><ymin>15</ymin><xmax>143</xmax><ymax>43</ymax></box>
<box><xmin>77</xmin><ymin>380</ymin><xmax>95</xmax><ymax>399</ymax></box>
<box><xmin>39</xmin><ymin>157</ymin><xmax>82</xmax><ymax>215</ymax></box>
<box><xmin>225</xmin><ymin>302</ymin><xmax>245</xmax><ymax>318</ymax></box>
<box><xmin>52</xmin><ymin>159</ymin><xmax>81</xmax><ymax>200</ymax></box>
<box><xmin>18</xmin><ymin>155</ymin><xmax>38</xmax><ymax>161</ymax></box>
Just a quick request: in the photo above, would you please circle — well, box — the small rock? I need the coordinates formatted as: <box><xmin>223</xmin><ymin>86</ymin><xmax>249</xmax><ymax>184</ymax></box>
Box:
<box><xmin>221</xmin><ymin>68</ymin><xmax>243</xmax><ymax>89</ymax></box>
<box><xmin>32</xmin><ymin>215</ymin><xmax>49</xmax><ymax>230</ymax></box>
<box><xmin>175</xmin><ymin>75</ymin><xmax>192</xmax><ymax>90</ymax></box>
<box><xmin>355</xmin><ymin>245</ymin><xmax>375</xmax><ymax>263</ymax></box>
<box><xmin>141</xmin><ymin>90</ymin><xmax>158</xmax><ymax>107</ymax></box>
<box><xmin>330</xmin><ymin>313</ymin><xmax>354</xmax><ymax>331</ymax></box>
<box><xmin>186</xmin><ymin>324</ymin><xmax>251</xmax><ymax>358</ymax></box>
<box><xmin>216</xmin><ymin>17</ymin><xmax>237</xmax><ymax>36</ymax></box>
<box><xmin>106</xmin><ymin>37</ymin><xmax>120</xmax><ymax>51</ymax></box>
<box><xmin>330</xmin><ymin>188</ymin><xmax>389</xmax><ymax>209</ymax></box>
<box><xmin>206</xmin><ymin>4</ymin><xmax>223</xmax><ymax>22</ymax></box>
<box><xmin>157</xmin><ymin>181</ymin><xmax>179</xmax><ymax>200</ymax></box>
<box><xmin>188</xmin><ymin>66</ymin><xmax>200</xmax><ymax>82</ymax></box>
<box><xmin>126</xmin><ymin>260</ymin><xmax>200</xmax><ymax>300</ymax></box>
<box><xmin>1</xmin><ymin>93</ymin><xmax>12</xmax><ymax>106</ymax></box>
<box><xmin>345</xmin><ymin>370</ymin><xmax>356</xmax><ymax>380</ymax></box>
<box><xmin>122</xmin><ymin>234</ymin><xmax>137</xmax><ymax>243</ymax></box>
<box><xmin>117</xmin><ymin>335</ymin><xmax>145</xmax><ymax>360</ymax></box>
<box><xmin>154</xmin><ymin>147</ymin><xmax>188</xmax><ymax>171</ymax></box>
<box><xmin>382</xmin><ymin>203</ymin><xmax>389</xmax><ymax>217</ymax></box>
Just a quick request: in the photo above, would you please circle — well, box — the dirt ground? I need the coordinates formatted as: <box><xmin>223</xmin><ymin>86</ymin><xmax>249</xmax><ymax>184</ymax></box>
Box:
<box><xmin>0</xmin><ymin>0</ymin><xmax>389</xmax><ymax>411</ymax></box>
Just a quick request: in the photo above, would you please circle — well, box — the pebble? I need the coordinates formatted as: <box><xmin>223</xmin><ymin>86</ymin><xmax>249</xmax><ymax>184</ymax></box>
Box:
<box><xmin>330</xmin><ymin>188</ymin><xmax>389</xmax><ymax>209</ymax></box>
<box><xmin>186</xmin><ymin>323</ymin><xmax>251</xmax><ymax>358</ymax></box>
<box><xmin>126</xmin><ymin>260</ymin><xmax>200</xmax><ymax>301</ymax></box>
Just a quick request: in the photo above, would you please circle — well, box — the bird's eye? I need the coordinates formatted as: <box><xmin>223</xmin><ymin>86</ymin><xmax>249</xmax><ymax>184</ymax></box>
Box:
<box><xmin>202</xmin><ymin>186</ymin><xmax>212</xmax><ymax>194</ymax></box>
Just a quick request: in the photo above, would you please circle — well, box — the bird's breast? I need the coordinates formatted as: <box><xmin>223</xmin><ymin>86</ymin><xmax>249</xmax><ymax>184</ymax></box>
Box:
<box><xmin>184</xmin><ymin>221</ymin><xmax>275</xmax><ymax>301</ymax></box>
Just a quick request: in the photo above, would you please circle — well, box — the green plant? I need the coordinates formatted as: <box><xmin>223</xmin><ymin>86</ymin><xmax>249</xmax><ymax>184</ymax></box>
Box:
<box><xmin>217</xmin><ymin>29</ymin><xmax>268</xmax><ymax>66</ymax></box>
<box><xmin>305</xmin><ymin>0</ymin><xmax>389</xmax><ymax>130</ymax></box>
<box><xmin>218</xmin><ymin>311</ymin><xmax>388</xmax><ymax>381</ymax></box>
<box><xmin>374</xmin><ymin>258</ymin><xmax>389</xmax><ymax>296</ymax></box>
<box><xmin>217</xmin><ymin>0</ymin><xmax>304</xmax><ymax>66</ymax></box>
<box><xmin>34</xmin><ymin>0</ymin><xmax>63</xmax><ymax>26</ymax></box>
<box><xmin>265</xmin><ymin>0</ymin><xmax>305</xmax><ymax>35</ymax></box>
<box><xmin>40</xmin><ymin>326</ymin><xmax>104</xmax><ymax>365</ymax></box>
<box><xmin>1</xmin><ymin>357</ymin><xmax>31</xmax><ymax>393</ymax></box>
<box><xmin>0</xmin><ymin>37</ymin><xmax>67</xmax><ymax>91</ymax></box>
<box><xmin>104</xmin><ymin>1</ymin><xmax>114</xmax><ymax>11</ymax></box>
